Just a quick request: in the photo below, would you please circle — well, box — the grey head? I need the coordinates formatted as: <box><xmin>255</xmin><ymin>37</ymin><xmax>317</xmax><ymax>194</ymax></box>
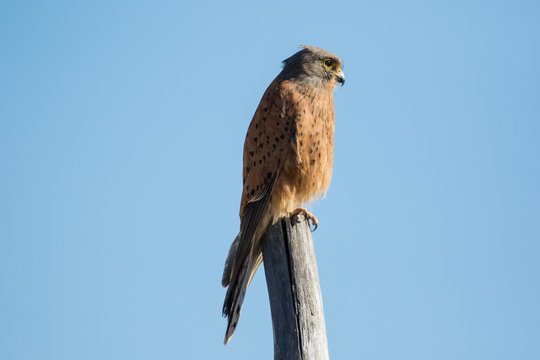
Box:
<box><xmin>279</xmin><ymin>45</ymin><xmax>345</xmax><ymax>86</ymax></box>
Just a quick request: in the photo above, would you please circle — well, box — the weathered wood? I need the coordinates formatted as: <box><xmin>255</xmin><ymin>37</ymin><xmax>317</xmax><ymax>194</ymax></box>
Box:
<box><xmin>261</xmin><ymin>215</ymin><xmax>329</xmax><ymax>360</ymax></box>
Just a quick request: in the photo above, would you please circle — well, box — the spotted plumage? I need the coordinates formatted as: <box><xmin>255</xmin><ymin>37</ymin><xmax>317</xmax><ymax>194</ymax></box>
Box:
<box><xmin>222</xmin><ymin>45</ymin><xmax>345</xmax><ymax>344</ymax></box>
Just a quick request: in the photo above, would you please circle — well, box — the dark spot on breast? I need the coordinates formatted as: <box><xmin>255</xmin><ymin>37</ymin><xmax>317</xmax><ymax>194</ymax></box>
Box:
<box><xmin>275</xmin><ymin>137</ymin><xmax>279</xmax><ymax>143</ymax></box>
<box><xmin>284</xmin><ymin>127</ymin><xmax>289</xmax><ymax>131</ymax></box>
<box><xmin>280</xmin><ymin>135</ymin><xmax>285</xmax><ymax>140</ymax></box>
<box><xmin>263</xmin><ymin>108</ymin><xmax>267</xmax><ymax>112</ymax></box>
<box><xmin>263</xmin><ymin>155</ymin><xmax>266</xmax><ymax>160</ymax></box>
<box><xmin>253</xmin><ymin>161</ymin><xmax>256</xmax><ymax>166</ymax></box>
<box><xmin>285</xmin><ymin>121</ymin><xmax>290</xmax><ymax>126</ymax></box>
<box><xmin>250</xmin><ymin>189</ymin><xmax>255</xmax><ymax>196</ymax></box>
<box><xmin>309</xmin><ymin>148</ymin><xmax>313</xmax><ymax>154</ymax></box>
<box><xmin>262</xmin><ymin>117</ymin><xmax>266</xmax><ymax>122</ymax></box>
<box><xmin>310</xmin><ymin>159</ymin><xmax>315</xmax><ymax>165</ymax></box>
<box><xmin>259</xmin><ymin>143</ymin><xmax>264</xmax><ymax>149</ymax></box>
<box><xmin>246</xmin><ymin>166</ymin><xmax>250</xmax><ymax>173</ymax></box>
<box><xmin>299</xmin><ymin>141</ymin><xmax>303</xmax><ymax>147</ymax></box>
<box><xmin>255</xmin><ymin>124</ymin><xmax>258</xmax><ymax>129</ymax></box>
<box><xmin>266</xmin><ymin>172</ymin><xmax>272</xmax><ymax>179</ymax></box>
<box><xmin>254</xmin><ymin>137</ymin><xmax>258</xmax><ymax>143</ymax></box>
<box><xmin>249</xmin><ymin>151</ymin><xmax>254</xmax><ymax>157</ymax></box>
<box><xmin>272</xmin><ymin>144</ymin><xmax>276</xmax><ymax>149</ymax></box>
<box><xmin>259</xmin><ymin>160</ymin><xmax>262</xmax><ymax>164</ymax></box>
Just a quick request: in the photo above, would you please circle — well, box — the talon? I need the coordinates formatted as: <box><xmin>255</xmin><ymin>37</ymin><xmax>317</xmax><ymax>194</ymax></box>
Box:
<box><xmin>290</xmin><ymin>207</ymin><xmax>318</xmax><ymax>231</ymax></box>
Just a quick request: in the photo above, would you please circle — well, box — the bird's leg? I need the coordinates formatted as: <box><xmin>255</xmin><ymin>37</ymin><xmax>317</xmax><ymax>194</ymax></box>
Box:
<box><xmin>290</xmin><ymin>207</ymin><xmax>318</xmax><ymax>231</ymax></box>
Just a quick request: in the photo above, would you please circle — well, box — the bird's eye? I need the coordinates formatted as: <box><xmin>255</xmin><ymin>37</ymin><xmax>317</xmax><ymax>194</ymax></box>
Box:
<box><xmin>324</xmin><ymin>59</ymin><xmax>333</xmax><ymax>68</ymax></box>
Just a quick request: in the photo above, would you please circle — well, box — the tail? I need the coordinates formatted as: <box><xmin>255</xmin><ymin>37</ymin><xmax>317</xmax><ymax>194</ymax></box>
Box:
<box><xmin>222</xmin><ymin>232</ymin><xmax>264</xmax><ymax>344</ymax></box>
<box><xmin>222</xmin><ymin>183</ymin><xmax>276</xmax><ymax>344</ymax></box>
<box><xmin>222</xmin><ymin>250</ymin><xmax>258</xmax><ymax>344</ymax></box>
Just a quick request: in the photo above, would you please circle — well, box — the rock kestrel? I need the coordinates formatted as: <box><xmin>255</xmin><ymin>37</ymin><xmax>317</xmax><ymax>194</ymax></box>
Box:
<box><xmin>221</xmin><ymin>45</ymin><xmax>345</xmax><ymax>344</ymax></box>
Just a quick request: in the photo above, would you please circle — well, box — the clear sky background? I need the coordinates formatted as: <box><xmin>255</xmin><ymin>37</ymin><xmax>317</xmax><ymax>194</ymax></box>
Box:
<box><xmin>1</xmin><ymin>1</ymin><xmax>539</xmax><ymax>359</ymax></box>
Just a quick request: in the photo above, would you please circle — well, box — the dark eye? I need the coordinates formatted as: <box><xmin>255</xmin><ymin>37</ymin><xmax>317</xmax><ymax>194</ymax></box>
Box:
<box><xmin>324</xmin><ymin>59</ymin><xmax>333</xmax><ymax>68</ymax></box>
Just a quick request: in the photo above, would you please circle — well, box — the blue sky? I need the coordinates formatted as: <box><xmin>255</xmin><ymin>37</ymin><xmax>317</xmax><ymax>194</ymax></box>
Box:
<box><xmin>1</xmin><ymin>1</ymin><xmax>539</xmax><ymax>359</ymax></box>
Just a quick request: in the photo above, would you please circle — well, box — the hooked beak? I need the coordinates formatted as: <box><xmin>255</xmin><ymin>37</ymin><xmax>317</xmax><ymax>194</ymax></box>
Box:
<box><xmin>336</xmin><ymin>70</ymin><xmax>345</xmax><ymax>86</ymax></box>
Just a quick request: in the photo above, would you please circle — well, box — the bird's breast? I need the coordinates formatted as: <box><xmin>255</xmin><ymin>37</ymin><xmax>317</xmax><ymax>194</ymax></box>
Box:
<box><xmin>284</xmin><ymin>89</ymin><xmax>335</xmax><ymax>206</ymax></box>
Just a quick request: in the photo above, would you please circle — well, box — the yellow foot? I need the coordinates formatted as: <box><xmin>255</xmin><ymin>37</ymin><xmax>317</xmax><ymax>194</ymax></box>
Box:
<box><xmin>291</xmin><ymin>207</ymin><xmax>318</xmax><ymax>231</ymax></box>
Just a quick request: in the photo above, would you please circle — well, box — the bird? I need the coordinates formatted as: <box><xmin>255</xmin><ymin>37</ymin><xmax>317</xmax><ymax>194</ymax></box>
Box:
<box><xmin>221</xmin><ymin>45</ymin><xmax>345</xmax><ymax>344</ymax></box>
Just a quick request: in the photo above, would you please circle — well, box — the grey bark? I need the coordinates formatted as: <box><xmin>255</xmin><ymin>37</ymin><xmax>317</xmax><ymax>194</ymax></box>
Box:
<box><xmin>261</xmin><ymin>215</ymin><xmax>329</xmax><ymax>360</ymax></box>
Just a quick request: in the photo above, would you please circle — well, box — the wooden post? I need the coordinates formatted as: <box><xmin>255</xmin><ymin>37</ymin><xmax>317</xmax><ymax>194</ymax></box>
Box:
<box><xmin>261</xmin><ymin>215</ymin><xmax>329</xmax><ymax>360</ymax></box>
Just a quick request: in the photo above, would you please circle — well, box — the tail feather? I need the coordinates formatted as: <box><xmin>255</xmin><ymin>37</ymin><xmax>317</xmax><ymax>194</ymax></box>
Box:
<box><xmin>223</xmin><ymin>253</ymin><xmax>255</xmax><ymax>344</ymax></box>
<box><xmin>247</xmin><ymin>253</ymin><xmax>263</xmax><ymax>287</ymax></box>
<box><xmin>222</xmin><ymin>234</ymin><xmax>240</xmax><ymax>287</ymax></box>
<box><xmin>222</xmin><ymin>177</ymin><xmax>277</xmax><ymax>344</ymax></box>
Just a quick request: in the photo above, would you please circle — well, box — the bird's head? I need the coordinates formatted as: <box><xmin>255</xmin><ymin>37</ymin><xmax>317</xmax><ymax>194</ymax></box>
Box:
<box><xmin>281</xmin><ymin>45</ymin><xmax>345</xmax><ymax>87</ymax></box>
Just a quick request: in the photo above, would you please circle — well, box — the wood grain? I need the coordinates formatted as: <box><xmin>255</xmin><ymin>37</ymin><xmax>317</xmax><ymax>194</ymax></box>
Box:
<box><xmin>262</xmin><ymin>215</ymin><xmax>329</xmax><ymax>360</ymax></box>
